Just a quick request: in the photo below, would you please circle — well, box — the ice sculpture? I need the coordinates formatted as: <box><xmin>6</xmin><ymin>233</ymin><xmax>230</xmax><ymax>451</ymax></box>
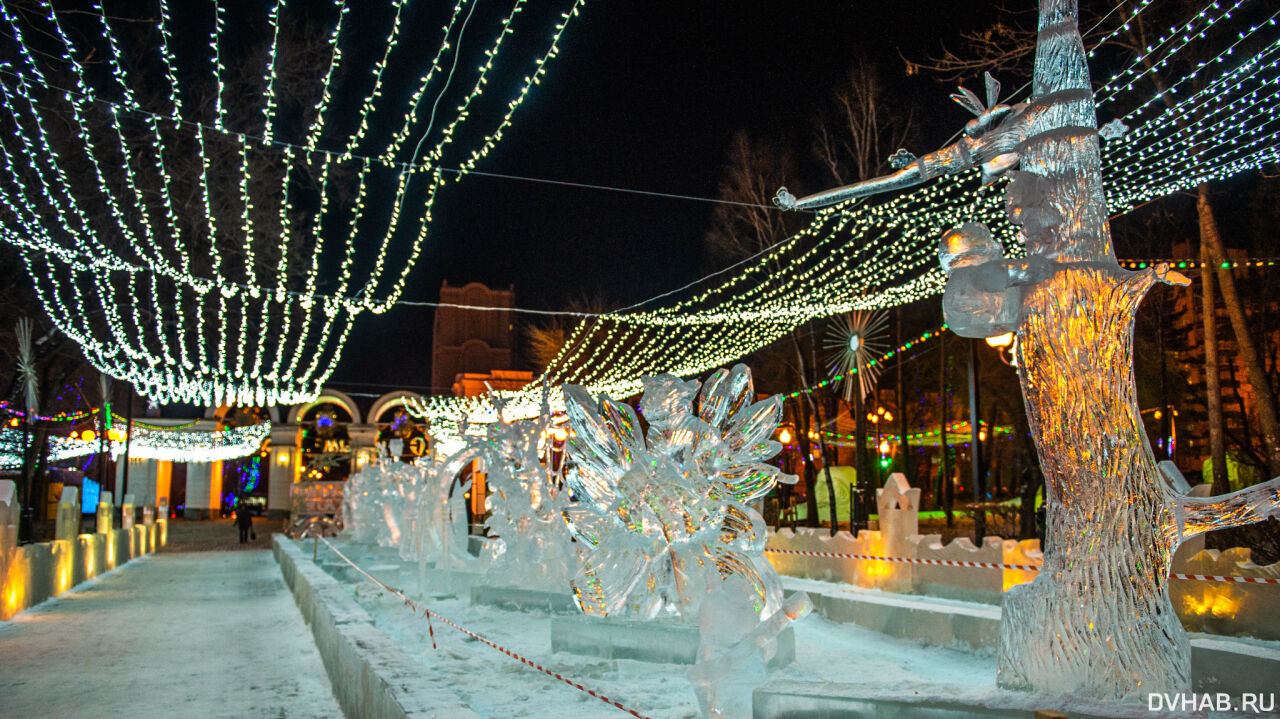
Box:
<box><xmin>688</xmin><ymin>586</ymin><xmax>813</xmax><ymax>718</ymax></box>
<box><xmin>562</xmin><ymin>365</ymin><xmax>799</xmax><ymax>621</ymax></box>
<box><xmin>342</xmin><ymin>461</ymin><xmax>429</xmax><ymax>551</ymax></box>
<box><xmin>419</xmin><ymin>446</ymin><xmax>486</xmax><ymax>570</ymax></box>
<box><xmin>774</xmin><ymin>0</ymin><xmax>1280</xmax><ymax>700</ymax></box>
<box><xmin>563</xmin><ymin>367</ymin><xmax>806</xmax><ymax>718</ymax></box>
<box><xmin>477</xmin><ymin>399</ymin><xmax>576</xmax><ymax>592</ymax></box>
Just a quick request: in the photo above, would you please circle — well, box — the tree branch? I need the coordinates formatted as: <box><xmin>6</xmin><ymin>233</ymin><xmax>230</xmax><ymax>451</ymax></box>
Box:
<box><xmin>1178</xmin><ymin>476</ymin><xmax>1280</xmax><ymax>537</ymax></box>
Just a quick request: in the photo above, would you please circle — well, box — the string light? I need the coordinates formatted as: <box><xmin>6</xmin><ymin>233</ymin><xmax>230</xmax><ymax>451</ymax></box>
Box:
<box><xmin>0</xmin><ymin>1</ymin><xmax>587</xmax><ymax>406</ymax></box>
<box><xmin>410</xmin><ymin>0</ymin><xmax>1279</xmax><ymax>443</ymax></box>
<box><xmin>0</xmin><ymin>421</ymin><xmax>270</xmax><ymax>468</ymax></box>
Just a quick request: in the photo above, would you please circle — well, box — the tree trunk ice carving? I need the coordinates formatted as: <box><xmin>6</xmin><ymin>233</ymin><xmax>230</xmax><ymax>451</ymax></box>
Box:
<box><xmin>775</xmin><ymin>0</ymin><xmax>1280</xmax><ymax>700</ymax></box>
<box><xmin>996</xmin><ymin>0</ymin><xmax>1280</xmax><ymax>699</ymax></box>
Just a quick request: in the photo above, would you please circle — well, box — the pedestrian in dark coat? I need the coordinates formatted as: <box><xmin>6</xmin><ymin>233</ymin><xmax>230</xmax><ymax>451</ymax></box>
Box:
<box><xmin>236</xmin><ymin>502</ymin><xmax>254</xmax><ymax>544</ymax></box>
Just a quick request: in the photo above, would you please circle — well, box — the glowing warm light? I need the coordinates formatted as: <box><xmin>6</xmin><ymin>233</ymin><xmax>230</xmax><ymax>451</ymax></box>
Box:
<box><xmin>106</xmin><ymin>427</ymin><xmax>126</xmax><ymax>442</ymax></box>
<box><xmin>883</xmin><ymin>410</ymin><xmax>893</xmax><ymax>422</ymax></box>
<box><xmin>986</xmin><ymin>332</ymin><xmax>1015</xmax><ymax>349</ymax></box>
<box><xmin>1182</xmin><ymin>589</ymin><xmax>1239</xmax><ymax>618</ymax></box>
<box><xmin>80</xmin><ymin>429</ymin><xmax>96</xmax><ymax>442</ymax></box>
<box><xmin>2</xmin><ymin>566</ymin><xmax>25</xmax><ymax>619</ymax></box>
<box><xmin>277</xmin><ymin>450</ymin><xmax>290</xmax><ymax>466</ymax></box>
<box><xmin>779</xmin><ymin>429</ymin><xmax>792</xmax><ymax>444</ymax></box>
<box><xmin>878</xmin><ymin>440</ymin><xmax>891</xmax><ymax>454</ymax></box>
<box><xmin>1153</xmin><ymin>410</ymin><xmax>1163</xmax><ymax>420</ymax></box>
<box><xmin>979</xmin><ymin>430</ymin><xmax>987</xmax><ymax>442</ymax></box>
<box><xmin>7</xmin><ymin>417</ymin><xmax>18</xmax><ymax>427</ymax></box>
<box><xmin>550</xmin><ymin>427</ymin><xmax>568</xmax><ymax>442</ymax></box>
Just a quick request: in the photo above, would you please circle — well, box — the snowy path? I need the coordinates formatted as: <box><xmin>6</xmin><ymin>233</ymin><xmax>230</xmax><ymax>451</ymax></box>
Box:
<box><xmin>0</xmin><ymin>550</ymin><xmax>342</xmax><ymax>719</ymax></box>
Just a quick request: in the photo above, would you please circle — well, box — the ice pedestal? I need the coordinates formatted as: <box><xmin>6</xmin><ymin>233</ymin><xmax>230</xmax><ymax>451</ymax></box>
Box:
<box><xmin>469</xmin><ymin>584</ymin><xmax>578</xmax><ymax>614</ymax></box>
<box><xmin>752</xmin><ymin>681</ymin><xmax>1133</xmax><ymax>719</ymax></box>
<box><xmin>549</xmin><ymin>615</ymin><xmax>795</xmax><ymax>668</ymax></box>
<box><xmin>417</xmin><ymin>567</ymin><xmax>485</xmax><ymax>597</ymax></box>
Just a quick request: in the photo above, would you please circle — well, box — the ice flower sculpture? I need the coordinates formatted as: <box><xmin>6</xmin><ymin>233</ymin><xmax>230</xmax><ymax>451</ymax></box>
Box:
<box><xmin>562</xmin><ymin>364</ymin><xmax>797</xmax><ymax>620</ymax></box>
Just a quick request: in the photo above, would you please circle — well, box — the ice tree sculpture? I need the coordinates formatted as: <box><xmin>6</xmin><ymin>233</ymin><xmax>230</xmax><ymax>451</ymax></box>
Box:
<box><xmin>776</xmin><ymin>0</ymin><xmax>1280</xmax><ymax>699</ymax></box>
<box><xmin>562</xmin><ymin>365</ymin><xmax>798</xmax><ymax>621</ymax></box>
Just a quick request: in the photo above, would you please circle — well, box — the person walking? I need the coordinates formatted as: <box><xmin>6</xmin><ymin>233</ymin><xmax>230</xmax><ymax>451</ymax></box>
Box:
<box><xmin>235</xmin><ymin>501</ymin><xmax>254</xmax><ymax>545</ymax></box>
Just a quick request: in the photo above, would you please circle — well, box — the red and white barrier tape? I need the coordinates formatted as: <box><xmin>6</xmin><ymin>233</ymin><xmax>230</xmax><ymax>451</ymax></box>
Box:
<box><xmin>763</xmin><ymin>547</ymin><xmax>1039</xmax><ymax>571</ymax></box>
<box><xmin>763</xmin><ymin>547</ymin><xmax>1280</xmax><ymax>584</ymax></box>
<box><xmin>319</xmin><ymin>539</ymin><xmax>651</xmax><ymax>719</ymax></box>
<box><xmin>1169</xmin><ymin>572</ymin><xmax>1280</xmax><ymax>584</ymax></box>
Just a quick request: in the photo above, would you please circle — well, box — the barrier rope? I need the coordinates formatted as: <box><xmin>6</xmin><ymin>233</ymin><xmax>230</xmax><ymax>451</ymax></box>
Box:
<box><xmin>762</xmin><ymin>547</ymin><xmax>1280</xmax><ymax>584</ymax></box>
<box><xmin>319</xmin><ymin>539</ymin><xmax>652</xmax><ymax>719</ymax></box>
<box><xmin>763</xmin><ymin>547</ymin><xmax>1039</xmax><ymax>571</ymax></box>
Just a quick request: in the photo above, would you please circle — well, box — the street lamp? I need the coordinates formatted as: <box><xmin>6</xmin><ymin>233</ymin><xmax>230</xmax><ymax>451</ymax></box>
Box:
<box><xmin>985</xmin><ymin>332</ymin><xmax>1017</xmax><ymax>366</ymax></box>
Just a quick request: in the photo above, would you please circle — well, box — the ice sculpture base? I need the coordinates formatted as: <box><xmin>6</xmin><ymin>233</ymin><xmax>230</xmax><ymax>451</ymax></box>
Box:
<box><xmin>413</xmin><ymin>568</ymin><xmax>486</xmax><ymax>598</ymax></box>
<box><xmin>788</xmin><ymin>577</ymin><xmax>1280</xmax><ymax>696</ymax></box>
<box><xmin>550</xmin><ymin>616</ymin><xmax>795</xmax><ymax>668</ymax></box>
<box><xmin>752</xmin><ymin>680</ymin><xmax>1136</xmax><ymax>719</ymax></box>
<box><xmin>469</xmin><ymin>585</ymin><xmax>578</xmax><ymax>614</ymax></box>
<box><xmin>792</xmin><ymin>578</ymin><xmax>1001</xmax><ymax>651</ymax></box>
<box><xmin>321</xmin><ymin>561</ymin><xmax>403</xmax><ymax>590</ymax></box>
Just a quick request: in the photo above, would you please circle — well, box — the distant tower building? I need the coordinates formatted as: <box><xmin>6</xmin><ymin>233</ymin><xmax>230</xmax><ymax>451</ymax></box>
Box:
<box><xmin>431</xmin><ymin>281</ymin><xmax>531</xmax><ymax>396</ymax></box>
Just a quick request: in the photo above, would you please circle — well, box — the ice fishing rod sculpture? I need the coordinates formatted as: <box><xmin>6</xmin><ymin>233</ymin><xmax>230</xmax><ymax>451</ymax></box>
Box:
<box><xmin>775</xmin><ymin>0</ymin><xmax>1280</xmax><ymax>701</ymax></box>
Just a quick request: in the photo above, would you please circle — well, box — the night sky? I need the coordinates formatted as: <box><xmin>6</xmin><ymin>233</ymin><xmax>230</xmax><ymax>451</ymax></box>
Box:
<box><xmin>332</xmin><ymin>0</ymin><xmax>1003</xmax><ymax>394</ymax></box>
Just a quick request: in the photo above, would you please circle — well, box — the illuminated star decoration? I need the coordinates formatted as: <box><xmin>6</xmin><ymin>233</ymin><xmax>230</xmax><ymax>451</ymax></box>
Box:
<box><xmin>823</xmin><ymin>309</ymin><xmax>889</xmax><ymax>402</ymax></box>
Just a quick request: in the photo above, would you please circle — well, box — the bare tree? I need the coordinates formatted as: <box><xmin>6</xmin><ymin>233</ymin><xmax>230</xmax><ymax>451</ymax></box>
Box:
<box><xmin>813</xmin><ymin>60</ymin><xmax>915</xmax><ymax>186</ymax></box>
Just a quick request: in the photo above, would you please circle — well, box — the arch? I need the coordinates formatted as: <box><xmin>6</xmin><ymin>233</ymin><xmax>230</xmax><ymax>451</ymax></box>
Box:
<box><xmin>286</xmin><ymin>388</ymin><xmax>362</xmax><ymax>425</ymax></box>
<box><xmin>367</xmin><ymin>391</ymin><xmax>425</xmax><ymax>425</ymax></box>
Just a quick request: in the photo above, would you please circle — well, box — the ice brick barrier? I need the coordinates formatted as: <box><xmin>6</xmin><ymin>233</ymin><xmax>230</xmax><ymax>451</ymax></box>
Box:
<box><xmin>784</xmin><ymin>576</ymin><xmax>1280</xmax><ymax>696</ymax></box>
<box><xmin>0</xmin><ymin>481</ymin><xmax>166</xmax><ymax>621</ymax></box>
<box><xmin>768</xmin><ymin>527</ymin><xmax>1280</xmax><ymax>640</ymax></box>
<box><xmin>273</xmin><ymin>535</ymin><xmax>480</xmax><ymax>719</ymax></box>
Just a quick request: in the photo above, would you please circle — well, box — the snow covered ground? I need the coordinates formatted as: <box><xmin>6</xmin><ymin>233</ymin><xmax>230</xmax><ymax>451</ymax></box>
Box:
<box><xmin>323</xmin><ymin>544</ymin><xmax>1270</xmax><ymax>719</ymax></box>
<box><xmin>322</xmin><ymin>545</ymin><xmax>997</xmax><ymax>719</ymax></box>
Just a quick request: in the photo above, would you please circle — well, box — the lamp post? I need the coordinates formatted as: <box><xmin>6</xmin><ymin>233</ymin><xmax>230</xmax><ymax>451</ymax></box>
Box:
<box><xmin>968</xmin><ymin>338</ymin><xmax>985</xmax><ymax>543</ymax></box>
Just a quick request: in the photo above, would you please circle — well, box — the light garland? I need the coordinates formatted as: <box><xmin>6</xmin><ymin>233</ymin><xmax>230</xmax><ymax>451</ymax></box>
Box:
<box><xmin>409</xmin><ymin>0</ymin><xmax>1280</xmax><ymax>444</ymax></box>
<box><xmin>0</xmin><ymin>0</ymin><xmax>587</xmax><ymax>406</ymax></box>
<box><xmin>0</xmin><ymin>421</ymin><xmax>270</xmax><ymax>468</ymax></box>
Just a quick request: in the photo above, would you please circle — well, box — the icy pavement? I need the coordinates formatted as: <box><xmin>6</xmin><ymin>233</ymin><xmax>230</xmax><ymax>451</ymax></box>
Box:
<box><xmin>0</xmin><ymin>549</ymin><xmax>341</xmax><ymax>719</ymax></box>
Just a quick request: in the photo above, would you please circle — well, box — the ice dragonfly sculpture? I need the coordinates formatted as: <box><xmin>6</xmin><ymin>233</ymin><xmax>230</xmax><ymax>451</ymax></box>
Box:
<box><xmin>774</xmin><ymin>0</ymin><xmax>1280</xmax><ymax>700</ymax></box>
